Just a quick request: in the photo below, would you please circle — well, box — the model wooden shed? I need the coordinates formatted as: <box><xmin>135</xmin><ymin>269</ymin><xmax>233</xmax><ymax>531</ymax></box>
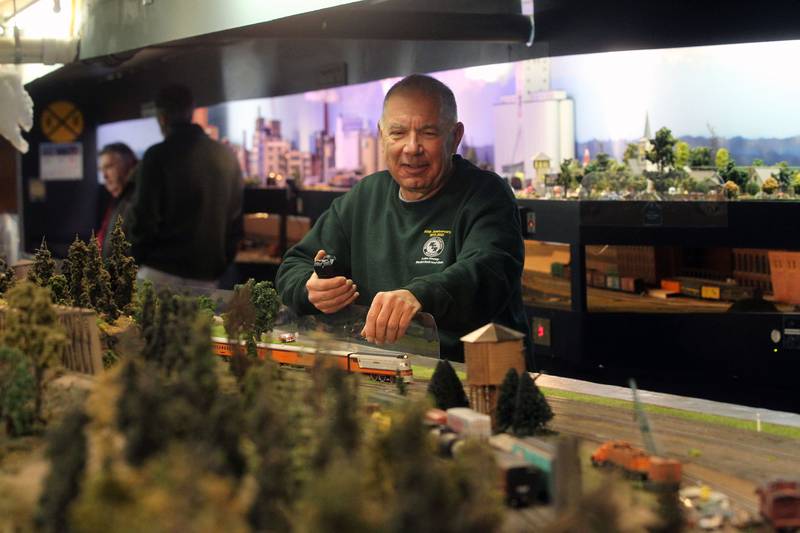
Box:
<box><xmin>461</xmin><ymin>322</ymin><xmax>526</xmax><ymax>386</ymax></box>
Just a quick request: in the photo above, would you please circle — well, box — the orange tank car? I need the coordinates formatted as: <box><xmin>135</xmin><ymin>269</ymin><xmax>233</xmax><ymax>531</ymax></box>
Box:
<box><xmin>757</xmin><ymin>479</ymin><xmax>800</xmax><ymax>530</ymax></box>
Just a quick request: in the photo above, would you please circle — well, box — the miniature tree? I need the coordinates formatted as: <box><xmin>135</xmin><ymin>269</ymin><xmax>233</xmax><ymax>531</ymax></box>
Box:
<box><xmin>450</xmin><ymin>440</ymin><xmax>505</xmax><ymax>532</ymax></box>
<box><xmin>136</xmin><ymin>280</ymin><xmax>157</xmax><ymax>336</ymax></box>
<box><xmin>395</xmin><ymin>370</ymin><xmax>407</xmax><ymax>396</ymax></box>
<box><xmin>719</xmin><ymin>160</ymin><xmax>748</xmax><ymax>189</ymax></box>
<box><xmin>646</xmin><ymin>127</ymin><xmax>677</xmax><ymax>174</ymax></box>
<box><xmin>0</xmin><ymin>256</ymin><xmax>15</xmax><ymax>295</ymax></box>
<box><xmin>723</xmin><ymin>181</ymin><xmax>740</xmax><ymax>200</ymax></box>
<box><xmin>247</xmin><ymin>364</ymin><xmax>295</xmax><ymax>532</ymax></box>
<box><xmin>752</xmin><ymin>158</ymin><xmax>765</xmax><ymax>167</ymax></box>
<box><xmin>224</xmin><ymin>280</ymin><xmax>257</xmax><ymax>381</ymax></box>
<box><xmin>84</xmin><ymin>234</ymin><xmax>118</xmax><ymax>320</ymax></box>
<box><xmin>144</xmin><ymin>289</ymin><xmax>173</xmax><ymax>365</ymax></box>
<box><xmin>773</xmin><ymin>161</ymin><xmax>793</xmax><ymax>189</ymax></box>
<box><xmin>161</xmin><ymin>295</ymin><xmax>198</xmax><ymax>376</ymax></box>
<box><xmin>314</xmin><ymin>368</ymin><xmax>361</xmax><ymax>470</ymax></box>
<box><xmin>674</xmin><ymin>141</ymin><xmax>690</xmax><ymax>169</ymax></box>
<box><xmin>689</xmin><ymin>146</ymin><xmax>712</xmax><ymax>168</ymax></box>
<box><xmin>27</xmin><ymin>238</ymin><xmax>56</xmax><ymax>287</ymax></box>
<box><xmin>623</xmin><ymin>143</ymin><xmax>639</xmax><ymax>162</ymax></box>
<box><xmin>0</xmin><ymin>346</ymin><xmax>35</xmax><ymax>435</ymax></box>
<box><xmin>495</xmin><ymin>367</ymin><xmax>519</xmax><ymax>433</ymax></box>
<box><xmin>48</xmin><ymin>273</ymin><xmax>69</xmax><ymax>305</ymax></box>
<box><xmin>251</xmin><ymin>279</ymin><xmax>280</xmax><ymax>340</ymax></box>
<box><xmin>104</xmin><ymin>216</ymin><xmax>138</xmax><ymax>314</ymax></box>
<box><xmin>176</xmin><ymin>313</ymin><xmax>218</xmax><ymax>411</ymax></box>
<box><xmin>116</xmin><ymin>360</ymin><xmax>168</xmax><ymax>466</ymax></box>
<box><xmin>427</xmin><ymin>359</ymin><xmax>469</xmax><ymax>410</ymax></box>
<box><xmin>35</xmin><ymin>408</ymin><xmax>89</xmax><ymax>533</ymax></box>
<box><xmin>62</xmin><ymin>236</ymin><xmax>89</xmax><ymax>305</ymax></box>
<box><xmin>512</xmin><ymin>371</ymin><xmax>553</xmax><ymax>437</ymax></box>
<box><xmin>1</xmin><ymin>282</ymin><xmax>66</xmax><ymax>423</ymax></box>
<box><xmin>762</xmin><ymin>176</ymin><xmax>780</xmax><ymax>195</ymax></box>
<box><xmin>715</xmin><ymin>147</ymin><xmax>730</xmax><ymax>170</ymax></box>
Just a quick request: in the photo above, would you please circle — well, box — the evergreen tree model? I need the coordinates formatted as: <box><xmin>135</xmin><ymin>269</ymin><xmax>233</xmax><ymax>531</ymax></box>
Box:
<box><xmin>251</xmin><ymin>279</ymin><xmax>280</xmax><ymax>340</ymax></box>
<box><xmin>1</xmin><ymin>282</ymin><xmax>66</xmax><ymax>423</ymax></box>
<box><xmin>495</xmin><ymin>368</ymin><xmax>519</xmax><ymax>433</ymax></box>
<box><xmin>62</xmin><ymin>236</ymin><xmax>89</xmax><ymax>306</ymax></box>
<box><xmin>116</xmin><ymin>360</ymin><xmax>168</xmax><ymax>466</ymax></box>
<box><xmin>35</xmin><ymin>408</ymin><xmax>89</xmax><ymax>533</ymax></box>
<box><xmin>512</xmin><ymin>371</ymin><xmax>553</xmax><ymax>437</ymax></box>
<box><xmin>0</xmin><ymin>256</ymin><xmax>15</xmax><ymax>295</ymax></box>
<box><xmin>161</xmin><ymin>296</ymin><xmax>199</xmax><ymax>376</ymax></box>
<box><xmin>0</xmin><ymin>346</ymin><xmax>35</xmax><ymax>435</ymax></box>
<box><xmin>246</xmin><ymin>365</ymin><xmax>295</xmax><ymax>532</ymax></box>
<box><xmin>105</xmin><ymin>216</ymin><xmax>138</xmax><ymax>314</ymax></box>
<box><xmin>28</xmin><ymin>238</ymin><xmax>56</xmax><ymax>287</ymax></box>
<box><xmin>136</xmin><ymin>281</ymin><xmax>157</xmax><ymax>341</ymax></box>
<box><xmin>314</xmin><ymin>368</ymin><xmax>361</xmax><ymax>470</ymax></box>
<box><xmin>84</xmin><ymin>234</ymin><xmax>118</xmax><ymax>320</ymax></box>
<box><xmin>427</xmin><ymin>359</ymin><xmax>469</xmax><ymax>410</ymax></box>
<box><xmin>48</xmin><ymin>274</ymin><xmax>69</xmax><ymax>305</ymax></box>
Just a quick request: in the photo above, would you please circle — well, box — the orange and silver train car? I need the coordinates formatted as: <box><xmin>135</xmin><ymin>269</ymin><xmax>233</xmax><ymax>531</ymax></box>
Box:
<box><xmin>210</xmin><ymin>336</ymin><xmax>413</xmax><ymax>382</ymax></box>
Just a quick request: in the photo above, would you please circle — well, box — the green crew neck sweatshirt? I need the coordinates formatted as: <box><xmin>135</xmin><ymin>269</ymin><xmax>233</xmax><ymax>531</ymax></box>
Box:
<box><xmin>276</xmin><ymin>155</ymin><xmax>532</xmax><ymax>366</ymax></box>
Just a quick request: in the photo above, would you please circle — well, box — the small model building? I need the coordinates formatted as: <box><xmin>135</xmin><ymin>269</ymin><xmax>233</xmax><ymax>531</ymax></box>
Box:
<box><xmin>532</xmin><ymin>152</ymin><xmax>551</xmax><ymax>187</ymax></box>
<box><xmin>461</xmin><ymin>323</ymin><xmax>526</xmax><ymax>422</ymax></box>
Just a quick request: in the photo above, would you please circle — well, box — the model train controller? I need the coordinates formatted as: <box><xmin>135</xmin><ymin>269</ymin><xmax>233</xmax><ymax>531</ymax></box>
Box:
<box><xmin>314</xmin><ymin>254</ymin><xmax>346</xmax><ymax>279</ymax></box>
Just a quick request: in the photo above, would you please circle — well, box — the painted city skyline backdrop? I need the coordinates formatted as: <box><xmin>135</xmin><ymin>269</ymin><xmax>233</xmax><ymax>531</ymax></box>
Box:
<box><xmin>98</xmin><ymin>38</ymin><xmax>800</xmax><ymax>182</ymax></box>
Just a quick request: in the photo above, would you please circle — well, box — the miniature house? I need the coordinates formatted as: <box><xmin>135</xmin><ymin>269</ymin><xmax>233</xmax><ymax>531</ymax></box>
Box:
<box><xmin>532</xmin><ymin>152</ymin><xmax>552</xmax><ymax>187</ymax></box>
<box><xmin>461</xmin><ymin>323</ymin><xmax>526</xmax><ymax>420</ymax></box>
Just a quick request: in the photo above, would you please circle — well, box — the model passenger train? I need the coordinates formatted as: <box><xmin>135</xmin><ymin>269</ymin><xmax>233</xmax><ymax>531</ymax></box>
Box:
<box><xmin>210</xmin><ymin>336</ymin><xmax>413</xmax><ymax>382</ymax></box>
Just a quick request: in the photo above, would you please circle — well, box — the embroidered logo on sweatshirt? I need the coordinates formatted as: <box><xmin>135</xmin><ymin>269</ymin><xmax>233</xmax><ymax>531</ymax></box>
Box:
<box><xmin>423</xmin><ymin>237</ymin><xmax>444</xmax><ymax>258</ymax></box>
<box><xmin>416</xmin><ymin>229</ymin><xmax>450</xmax><ymax>265</ymax></box>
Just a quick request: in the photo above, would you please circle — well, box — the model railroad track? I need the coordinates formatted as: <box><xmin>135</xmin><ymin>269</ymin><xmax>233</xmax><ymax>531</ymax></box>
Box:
<box><xmin>547</xmin><ymin>397</ymin><xmax>800</xmax><ymax>465</ymax></box>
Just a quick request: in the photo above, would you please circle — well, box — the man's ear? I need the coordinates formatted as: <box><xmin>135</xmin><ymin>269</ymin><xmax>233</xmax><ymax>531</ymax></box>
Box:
<box><xmin>451</xmin><ymin>122</ymin><xmax>465</xmax><ymax>154</ymax></box>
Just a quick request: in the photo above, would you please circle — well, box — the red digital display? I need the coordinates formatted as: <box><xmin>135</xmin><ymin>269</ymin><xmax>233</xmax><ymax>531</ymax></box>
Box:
<box><xmin>537</xmin><ymin>325</ymin><xmax>545</xmax><ymax>337</ymax></box>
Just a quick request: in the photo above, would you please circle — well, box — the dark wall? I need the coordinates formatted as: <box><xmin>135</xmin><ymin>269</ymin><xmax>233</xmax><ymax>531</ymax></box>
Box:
<box><xmin>20</xmin><ymin>87</ymin><xmax>101</xmax><ymax>257</ymax></box>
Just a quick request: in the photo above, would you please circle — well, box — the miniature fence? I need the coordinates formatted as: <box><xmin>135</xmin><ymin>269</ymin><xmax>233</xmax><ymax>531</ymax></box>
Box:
<box><xmin>768</xmin><ymin>251</ymin><xmax>800</xmax><ymax>305</ymax></box>
<box><xmin>0</xmin><ymin>305</ymin><xmax>104</xmax><ymax>375</ymax></box>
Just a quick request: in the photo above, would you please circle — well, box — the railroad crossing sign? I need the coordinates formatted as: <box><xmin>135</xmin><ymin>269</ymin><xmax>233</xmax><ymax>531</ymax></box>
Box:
<box><xmin>40</xmin><ymin>100</ymin><xmax>84</xmax><ymax>143</ymax></box>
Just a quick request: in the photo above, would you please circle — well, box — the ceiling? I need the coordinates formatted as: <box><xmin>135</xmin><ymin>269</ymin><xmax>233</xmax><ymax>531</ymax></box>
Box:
<box><xmin>25</xmin><ymin>0</ymin><xmax>800</xmax><ymax>124</ymax></box>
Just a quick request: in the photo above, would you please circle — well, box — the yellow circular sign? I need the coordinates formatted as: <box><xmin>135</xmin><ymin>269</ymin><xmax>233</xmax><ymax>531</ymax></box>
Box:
<box><xmin>40</xmin><ymin>101</ymin><xmax>84</xmax><ymax>142</ymax></box>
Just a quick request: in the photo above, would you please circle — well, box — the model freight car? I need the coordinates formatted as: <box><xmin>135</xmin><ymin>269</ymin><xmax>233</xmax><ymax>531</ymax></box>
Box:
<box><xmin>489</xmin><ymin>433</ymin><xmax>554</xmax><ymax>503</ymax></box>
<box><xmin>210</xmin><ymin>337</ymin><xmax>413</xmax><ymax>382</ymax></box>
<box><xmin>446</xmin><ymin>408</ymin><xmax>492</xmax><ymax>439</ymax></box>
<box><xmin>551</xmin><ymin>262</ymin><xmax>645</xmax><ymax>295</ymax></box>
<box><xmin>660</xmin><ymin>277</ymin><xmax>756</xmax><ymax>302</ymax></box>
<box><xmin>756</xmin><ymin>479</ymin><xmax>800</xmax><ymax>530</ymax></box>
<box><xmin>591</xmin><ymin>440</ymin><xmax>681</xmax><ymax>489</ymax></box>
<box><xmin>494</xmin><ymin>451</ymin><xmax>547</xmax><ymax>508</ymax></box>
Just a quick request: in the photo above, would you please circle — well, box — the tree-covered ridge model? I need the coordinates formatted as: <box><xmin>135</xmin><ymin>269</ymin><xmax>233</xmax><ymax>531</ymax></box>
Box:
<box><xmin>7</xmin><ymin>283</ymin><xmax>506</xmax><ymax>532</ymax></box>
<box><xmin>515</xmin><ymin>125</ymin><xmax>800</xmax><ymax>201</ymax></box>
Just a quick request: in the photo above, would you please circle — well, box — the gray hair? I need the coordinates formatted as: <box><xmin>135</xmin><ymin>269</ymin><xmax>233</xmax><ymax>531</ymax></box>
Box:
<box><xmin>381</xmin><ymin>74</ymin><xmax>458</xmax><ymax>127</ymax></box>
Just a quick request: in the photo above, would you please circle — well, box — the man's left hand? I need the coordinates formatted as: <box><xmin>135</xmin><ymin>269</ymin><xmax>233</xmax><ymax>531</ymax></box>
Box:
<box><xmin>361</xmin><ymin>289</ymin><xmax>421</xmax><ymax>345</ymax></box>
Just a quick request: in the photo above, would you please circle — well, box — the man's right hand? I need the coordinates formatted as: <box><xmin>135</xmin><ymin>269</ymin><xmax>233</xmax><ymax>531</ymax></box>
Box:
<box><xmin>305</xmin><ymin>250</ymin><xmax>359</xmax><ymax>314</ymax></box>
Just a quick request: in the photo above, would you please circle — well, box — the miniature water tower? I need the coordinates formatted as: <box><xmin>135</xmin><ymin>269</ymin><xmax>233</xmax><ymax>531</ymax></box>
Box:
<box><xmin>461</xmin><ymin>323</ymin><xmax>526</xmax><ymax>419</ymax></box>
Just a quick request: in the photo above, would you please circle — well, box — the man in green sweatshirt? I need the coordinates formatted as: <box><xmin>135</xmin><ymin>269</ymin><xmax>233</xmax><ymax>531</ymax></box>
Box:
<box><xmin>276</xmin><ymin>74</ymin><xmax>532</xmax><ymax>366</ymax></box>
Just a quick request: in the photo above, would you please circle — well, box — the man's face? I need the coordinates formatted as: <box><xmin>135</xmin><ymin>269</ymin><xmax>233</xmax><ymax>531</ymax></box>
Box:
<box><xmin>99</xmin><ymin>152</ymin><xmax>129</xmax><ymax>198</ymax></box>
<box><xmin>379</xmin><ymin>91</ymin><xmax>464</xmax><ymax>201</ymax></box>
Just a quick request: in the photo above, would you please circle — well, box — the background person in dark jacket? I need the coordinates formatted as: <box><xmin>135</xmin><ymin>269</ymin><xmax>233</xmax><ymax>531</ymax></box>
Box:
<box><xmin>97</xmin><ymin>142</ymin><xmax>137</xmax><ymax>259</ymax></box>
<box><xmin>129</xmin><ymin>84</ymin><xmax>243</xmax><ymax>289</ymax></box>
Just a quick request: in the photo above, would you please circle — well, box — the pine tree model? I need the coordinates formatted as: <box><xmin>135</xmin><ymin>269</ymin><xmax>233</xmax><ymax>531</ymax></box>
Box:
<box><xmin>495</xmin><ymin>368</ymin><xmax>519</xmax><ymax>433</ymax></box>
<box><xmin>104</xmin><ymin>216</ymin><xmax>138</xmax><ymax>314</ymax></box>
<box><xmin>427</xmin><ymin>359</ymin><xmax>469</xmax><ymax>410</ymax></box>
<box><xmin>35</xmin><ymin>408</ymin><xmax>89</xmax><ymax>533</ymax></box>
<box><xmin>0</xmin><ymin>256</ymin><xmax>15</xmax><ymax>295</ymax></box>
<box><xmin>28</xmin><ymin>238</ymin><xmax>56</xmax><ymax>287</ymax></box>
<box><xmin>512</xmin><ymin>371</ymin><xmax>553</xmax><ymax>437</ymax></box>
<box><xmin>62</xmin><ymin>236</ymin><xmax>89</xmax><ymax>306</ymax></box>
<box><xmin>84</xmin><ymin>234</ymin><xmax>118</xmax><ymax>320</ymax></box>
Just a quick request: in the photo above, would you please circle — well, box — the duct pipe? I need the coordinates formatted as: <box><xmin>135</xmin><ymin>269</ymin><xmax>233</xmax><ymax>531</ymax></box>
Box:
<box><xmin>0</xmin><ymin>33</ymin><xmax>78</xmax><ymax>64</ymax></box>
